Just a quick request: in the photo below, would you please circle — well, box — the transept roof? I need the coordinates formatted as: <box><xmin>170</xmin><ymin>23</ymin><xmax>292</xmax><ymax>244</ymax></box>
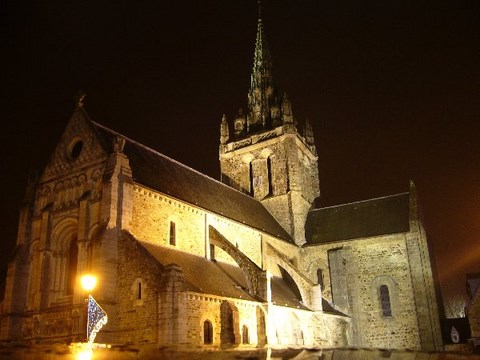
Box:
<box><xmin>305</xmin><ymin>193</ymin><xmax>411</xmax><ymax>245</ymax></box>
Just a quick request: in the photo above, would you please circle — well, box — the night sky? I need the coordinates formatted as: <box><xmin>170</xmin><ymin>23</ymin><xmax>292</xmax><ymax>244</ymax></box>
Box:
<box><xmin>1</xmin><ymin>0</ymin><xmax>479</xmax><ymax>303</ymax></box>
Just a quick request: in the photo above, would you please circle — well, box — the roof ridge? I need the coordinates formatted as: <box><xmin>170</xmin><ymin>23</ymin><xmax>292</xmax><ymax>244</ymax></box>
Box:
<box><xmin>312</xmin><ymin>192</ymin><xmax>410</xmax><ymax>212</ymax></box>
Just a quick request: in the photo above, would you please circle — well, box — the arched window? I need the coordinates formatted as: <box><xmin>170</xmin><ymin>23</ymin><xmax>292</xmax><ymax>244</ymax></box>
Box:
<box><xmin>67</xmin><ymin>240</ymin><xmax>78</xmax><ymax>295</ymax></box>
<box><xmin>203</xmin><ymin>320</ymin><xmax>213</xmax><ymax>344</ymax></box>
<box><xmin>242</xmin><ymin>324</ymin><xmax>249</xmax><ymax>344</ymax></box>
<box><xmin>380</xmin><ymin>285</ymin><xmax>392</xmax><ymax>317</ymax></box>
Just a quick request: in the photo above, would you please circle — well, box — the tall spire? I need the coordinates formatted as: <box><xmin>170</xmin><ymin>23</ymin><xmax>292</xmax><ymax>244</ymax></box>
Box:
<box><xmin>247</xmin><ymin>2</ymin><xmax>275</xmax><ymax>132</ymax></box>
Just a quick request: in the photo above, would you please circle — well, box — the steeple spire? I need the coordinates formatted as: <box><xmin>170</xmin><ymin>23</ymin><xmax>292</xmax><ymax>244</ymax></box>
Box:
<box><xmin>247</xmin><ymin>3</ymin><xmax>275</xmax><ymax>132</ymax></box>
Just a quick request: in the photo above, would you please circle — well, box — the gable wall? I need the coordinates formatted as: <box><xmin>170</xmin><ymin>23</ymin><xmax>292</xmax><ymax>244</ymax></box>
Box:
<box><xmin>0</xmin><ymin>110</ymin><xmax>112</xmax><ymax>342</ymax></box>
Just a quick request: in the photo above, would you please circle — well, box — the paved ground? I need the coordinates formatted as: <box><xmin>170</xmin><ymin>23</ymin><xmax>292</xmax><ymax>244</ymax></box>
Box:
<box><xmin>2</xmin><ymin>344</ymin><xmax>480</xmax><ymax>360</ymax></box>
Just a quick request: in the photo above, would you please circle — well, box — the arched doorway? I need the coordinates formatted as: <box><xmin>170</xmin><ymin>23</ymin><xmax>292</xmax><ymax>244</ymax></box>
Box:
<box><xmin>220</xmin><ymin>301</ymin><xmax>236</xmax><ymax>345</ymax></box>
<box><xmin>203</xmin><ymin>320</ymin><xmax>213</xmax><ymax>344</ymax></box>
<box><xmin>256</xmin><ymin>306</ymin><xmax>266</xmax><ymax>347</ymax></box>
<box><xmin>242</xmin><ymin>324</ymin><xmax>249</xmax><ymax>344</ymax></box>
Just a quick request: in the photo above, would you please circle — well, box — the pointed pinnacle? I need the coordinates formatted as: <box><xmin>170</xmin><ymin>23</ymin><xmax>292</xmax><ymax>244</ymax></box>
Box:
<box><xmin>75</xmin><ymin>90</ymin><xmax>86</xmax><ymax>108</ymax></box>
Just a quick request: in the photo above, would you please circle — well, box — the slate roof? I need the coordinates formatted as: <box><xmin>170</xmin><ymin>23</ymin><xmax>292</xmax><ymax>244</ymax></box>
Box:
<box><xmin>89</xmin><ymin>119</ymin><xmax>293</xmax><ymax>243</ymax></box>
<box><xmin>305</xmin><ymin>193</ymin><xmax>410</xmax><ymax>245</ymax></box>
<box><xmin>139</xmin><ymin>241</ymin><xmax>307</xmax><ymax>309</ymax></box>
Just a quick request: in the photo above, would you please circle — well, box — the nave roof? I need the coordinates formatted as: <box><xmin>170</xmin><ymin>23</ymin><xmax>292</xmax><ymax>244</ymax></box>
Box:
<box><xmin>89</xmin><ymin>118</ymin><xmax>293</xmax><ymax>244</ymax></box>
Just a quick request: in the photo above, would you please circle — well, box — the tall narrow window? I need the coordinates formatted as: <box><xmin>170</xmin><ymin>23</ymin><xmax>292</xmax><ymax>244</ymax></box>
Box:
<box><xmin>242</xmin><ymin>324</ymin><xmax>249</xmax><ymax>344</ymax></box>
<box><xmin>137</xmin><ymin>281</ymin><xmax>142</xmax><ymax>300</ymax></box>
<box><xmin>133</xmin><ymin>278</ymin><xmax>145</xmax><ymax>305</ymax></box>
<box><xmin>67</xmin><ymin>240</ymin><xmax>78</xmax><ymax>295</ymax></box>
<box><xmin>316</xmin><ymin>268</ymin><xmax>324</xmax><ymax>289</ymax></box>
<box><xmin>204</xmin><ymin>320</ymin><xmax>213</xmax><ymax>344</ymax></box>
<box><xmin>380</xmin><ymin>285</ymin><xmax>392</xmax><ymax>317</ymax></box>
<box><xmin>249</xmin><ymin>161</ymin><xmax>254</xmax><ymax>196</ymax></box>
<box><xmin>210</xmin><ymin>244</ymin><xmax>215</xmax><ymax>261</ymax></box>
<box><xmin>169</xmin><ymin>221</ymin><xmax>176</xmax><ymax>246</ymax></box>
<box><xmin>267</xmin><ymin>156</ymin><xmax>273</xmax><ymax>195</ymax></box>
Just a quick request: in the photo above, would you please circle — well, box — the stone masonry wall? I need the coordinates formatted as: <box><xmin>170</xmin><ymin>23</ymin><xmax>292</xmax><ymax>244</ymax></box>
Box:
<box><xmin>220</xmin><ymin>134</ymin><xmax>289</xmax><ymax>197</ymax></box>
<box><xmin>130</xmin><ymin>186</ymin><xmax>206</xmax><ymax>256</ymax></box>
<box><xmin>283</xmin><ymin>136</ymin><xmax>320</xmax><ymax>203</ymax></box>
<box><xmin>301</xmin><ymin>233</ymin><xmax>422</xmax><ymax>350</ymax></box>
<box><xmin>468</xmin><ymin>293</ymin><xmax>480</xmax><ymax>338</ymax></box>
<box><xmin>183</xmin><ymin>293</ymin><xmax>261</xmax><ymax>348</ymax></box>
<box><xmin>208</xmin><ymin>215</ymin><xmax>263</xmax><ymax>267</ymax></box>
<box><xmin>130</xmin><ymin>185</ymin><xmax>266</xmax><ymax>268</ymax></box>
<box><xmin>267</xmin><ymin>305</ymin><xmax>349</xmax><ymax>348</ymax></box>
<box><xmin>115</xmin><ymin>232</ymin><xmax>163</xmax><ymax>344</ymax></box>
<box><xmin>179</xmin><ymin>293</ymin><xmax>349</xmax><ymax>349</ymax></box>
<box><xmin>220</xmin><ymin>133</ymin><xmax>320</xmax><ymax>246</ymax></box>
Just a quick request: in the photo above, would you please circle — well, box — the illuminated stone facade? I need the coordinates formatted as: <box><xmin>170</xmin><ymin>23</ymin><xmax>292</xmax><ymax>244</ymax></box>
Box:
<box><xmin>0</xmin><ymin>15</ymin><xmax>442</xmax><ymax>352</ymax></box>
<box><xmin>466</xmin><ymin>275</ymin><xmax>480</xmax><ymax>342</ymax></box>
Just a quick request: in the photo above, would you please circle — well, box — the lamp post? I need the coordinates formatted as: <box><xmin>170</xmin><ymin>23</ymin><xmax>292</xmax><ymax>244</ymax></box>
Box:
<box><xmin>80</xmin><ymin>274</ymin><xmax>108</xmax><ymax>345</ymax></box>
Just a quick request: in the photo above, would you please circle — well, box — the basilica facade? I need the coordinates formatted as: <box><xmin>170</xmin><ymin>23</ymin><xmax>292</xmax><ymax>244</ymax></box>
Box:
<box><xmin>0</xmin><ymin>16</ymin><xmax>442</xmax><ymax>351</ymax></box>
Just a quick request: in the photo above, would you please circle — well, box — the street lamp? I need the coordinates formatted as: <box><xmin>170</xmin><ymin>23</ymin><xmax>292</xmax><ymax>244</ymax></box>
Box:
<box><xmin>80</xmin><ymin>274</ymin><xmax>108</xmax><ymax>345</ymax></box>
<box><xmin>81</xmin><ymin>274</ymin><xmax>97</xmax><ymax>292</ymax></box>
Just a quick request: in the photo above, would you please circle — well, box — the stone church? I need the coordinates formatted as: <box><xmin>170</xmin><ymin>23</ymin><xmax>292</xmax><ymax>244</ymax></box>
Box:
<box><xmin>0</xmin><ymin>14</ymin><xmax>442</xmax><ymax>351</ymax></box>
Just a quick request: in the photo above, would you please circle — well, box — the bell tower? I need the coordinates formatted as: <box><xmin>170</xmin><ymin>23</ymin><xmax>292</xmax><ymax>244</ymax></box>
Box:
<box><xmin>219</xmin><ymin>13</ymin><xmax>320</xmax><ymax>246</ymax></box>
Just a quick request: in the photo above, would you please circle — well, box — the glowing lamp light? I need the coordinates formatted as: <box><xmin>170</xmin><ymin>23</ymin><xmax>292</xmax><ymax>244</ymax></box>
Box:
<box><xmin>81</xmin><ymin>275</ymin><xmax>97</xmax><ymax>292</ymax></box>
<box><xmin>76</xmin><ymin>348</ymin><xmax>92</xmax><ymax>360</ymax></box>
<box><xmin>71</xmin><ymin>343</ymin><xmax>93</xmax><ymax>360</ymax></box>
